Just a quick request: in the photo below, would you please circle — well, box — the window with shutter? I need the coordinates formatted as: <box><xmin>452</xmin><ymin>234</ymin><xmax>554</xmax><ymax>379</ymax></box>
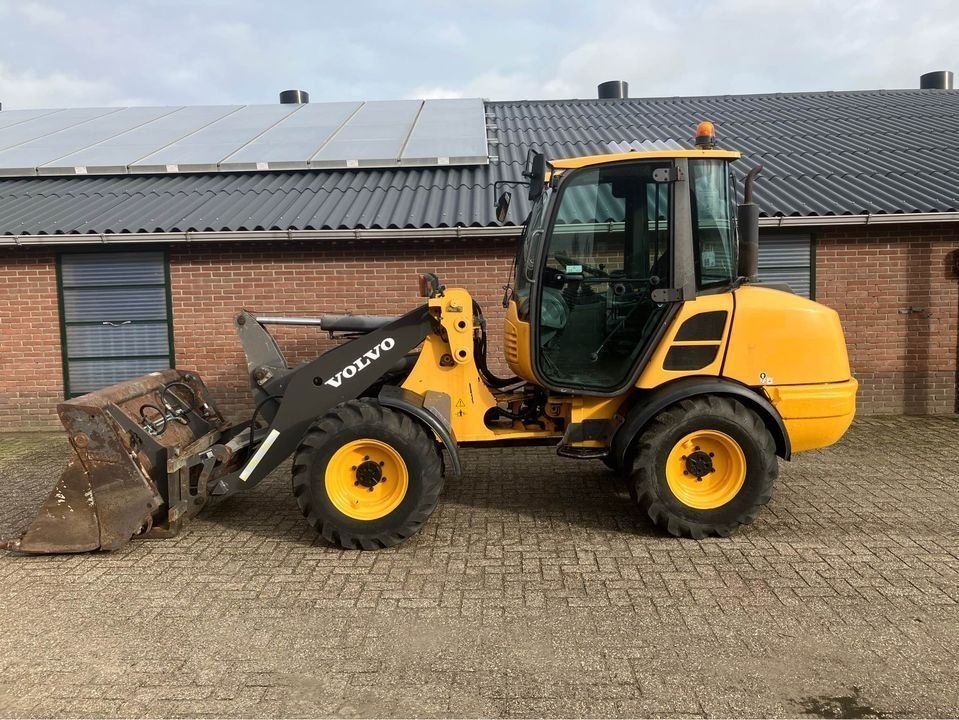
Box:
<box><xmin>757</xmin><ymin>233</ymin><xmax>813</xmax><ymax>298</ymax></box>
<box><xmin>57</xmin><ymin>251</ymin><xmax>174</xmax><ymax>397</ymax></box>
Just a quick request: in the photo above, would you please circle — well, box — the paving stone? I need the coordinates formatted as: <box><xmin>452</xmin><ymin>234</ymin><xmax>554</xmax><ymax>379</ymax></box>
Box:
<box><xmin>0</xmin><ymin>417</ymin><xmax>956</xmax><ymax>717</ymax></box>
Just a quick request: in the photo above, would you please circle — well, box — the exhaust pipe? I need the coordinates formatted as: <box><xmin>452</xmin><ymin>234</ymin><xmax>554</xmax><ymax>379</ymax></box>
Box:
<box><xmin>737</xmin><ymin>165</ymin><xmax>763</xmax><ymax>282</ymax></box>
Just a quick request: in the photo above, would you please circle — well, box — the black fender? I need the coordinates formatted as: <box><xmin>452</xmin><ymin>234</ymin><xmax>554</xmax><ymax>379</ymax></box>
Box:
<box><xmin>611</xmin><ymin>377</ymin><xmax>791</xmax><ymax>472</ymax></box>
<box><xmin>378</xmin><ymin>385</ymin><xmax>462</xmax><ymax>477</ymax></box>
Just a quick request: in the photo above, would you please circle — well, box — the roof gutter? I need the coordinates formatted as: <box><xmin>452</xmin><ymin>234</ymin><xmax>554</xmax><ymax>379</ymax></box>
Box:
<box><xmin>0</xmin><ymin>225</ymin><xmax>519</xmax><ymax>247</ymax></box>
<box><xmin>759</xmin><ymin>211</ymin><xmax>959</xmax><ymax>227</ymax></box>
<box><xmin>2</xmin><ymin>211</ymin><xmax>959</xmax><ymax>246</ymax></box>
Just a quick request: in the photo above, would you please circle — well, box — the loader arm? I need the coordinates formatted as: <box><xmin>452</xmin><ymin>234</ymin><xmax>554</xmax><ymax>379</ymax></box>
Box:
<box><xmin>212</xmin><ymin>304</ymin><xmax>435</xmax><ymax>494</ymax></box>
<box><xmin>3</xmin><ymin>305</ymin><xmax>433</xmax><ymax>554</ymax></box>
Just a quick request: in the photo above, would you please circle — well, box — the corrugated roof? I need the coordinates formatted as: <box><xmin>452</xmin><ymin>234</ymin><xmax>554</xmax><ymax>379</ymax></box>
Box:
<box><xmin>1</xmin><ymin>88</ymin><xmax>958</xmax><ymax>236</ymax></box>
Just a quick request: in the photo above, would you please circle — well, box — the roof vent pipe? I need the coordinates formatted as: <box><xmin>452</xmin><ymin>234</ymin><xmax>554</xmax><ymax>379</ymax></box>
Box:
<box><xmin>598</xmin><ymin>80</ymin><xmax>629</xmax><ymax>100</ymax></box>
<box><xmin>919</xmin><ymin>71</ymin><xmax>953</xmax><ymax>90</ymax></box>
<box><xmin>279</xmin><ymin>89</ymin><xmax>310</xmax><ymax>104</ymax></box>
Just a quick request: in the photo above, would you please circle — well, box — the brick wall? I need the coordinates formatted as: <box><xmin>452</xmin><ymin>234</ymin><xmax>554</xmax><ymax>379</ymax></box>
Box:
<box><xmin>0</xmin><ymin>248</ymin><xmax>64</xmax><ymax>430</ymax></box>
<box><xmin>815</xmin><ymin>223</ymin><xmax>959</xmax><ymax>414</ymax></box>
<box><xmin>169</xmin><ymin>238</ymin><xmax>517</xmax><ymax>423</ymax></box>
<box><xmin>3</xmin><ymin>224</ymin><xmax>959</xmax><ymax>431</ymax></box>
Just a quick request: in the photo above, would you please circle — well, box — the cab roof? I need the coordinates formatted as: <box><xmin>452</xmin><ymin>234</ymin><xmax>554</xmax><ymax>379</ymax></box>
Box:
<box><xmin>551</xmin><ymin>148</ymin><xmax>741</xmax><ymax>170</ymax></box>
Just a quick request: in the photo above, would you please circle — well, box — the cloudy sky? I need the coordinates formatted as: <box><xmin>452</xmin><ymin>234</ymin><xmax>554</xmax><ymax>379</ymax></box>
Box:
<box><xmin>0</xmin><ymin>0</ymin><xmax>955</xmax><ymax>109</ymax></box>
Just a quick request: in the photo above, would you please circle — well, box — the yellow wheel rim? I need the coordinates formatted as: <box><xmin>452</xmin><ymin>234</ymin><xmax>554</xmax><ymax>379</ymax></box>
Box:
<box><xmin>324</xmin><ymin>439</ymin><xmax>409</xmax><ymax>520</ymax></box>
<box><xmin>665</xmin><ymin>430</ymin><xmax>746</xmax><ymax>510</ymax></box>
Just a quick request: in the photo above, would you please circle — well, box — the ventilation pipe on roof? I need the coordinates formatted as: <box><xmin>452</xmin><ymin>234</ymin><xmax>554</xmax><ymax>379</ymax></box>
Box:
<box><xmin>919</xmin><ymin>71</ymin><xmax>953</xmax><ymax>89</ymax></box>
<box><xmin>598</xmin><ymin>81</ymin><xmax>628</xmax><ymax>99</ymax></box>
<box><xmin>279</xmin><ymin>89</ymin><xmax>310</xmax><ymax>104</ymax></box>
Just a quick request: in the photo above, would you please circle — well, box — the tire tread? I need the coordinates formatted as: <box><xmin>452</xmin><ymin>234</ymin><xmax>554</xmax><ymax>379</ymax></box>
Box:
<box><xmin>291</xmin><ymin>398</ymin><xmax>443</xmax><ymax>549</ymax></box>
<box><xmin>631</xmin><ymin>396</ymin><xmax>777</xmax><ymax>539</ymax></box>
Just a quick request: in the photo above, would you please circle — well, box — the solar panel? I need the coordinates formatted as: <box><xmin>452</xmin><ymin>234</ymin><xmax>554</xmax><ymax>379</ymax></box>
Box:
<box><xmin>0</xmin><ymin>108</ymin><xmax>62</xmax><ymax>132</ymax></box>
<box><xmin>0</xmin><ymin>98</ymin><xmax>490</xmax><ymax>176</ymax></box>
<box><xmin>0</xmin><ymin>107</ymin><xmax>181</xmax><ymax>176</ymax></box>
<box><xmin>131</xmin><ymin>104</ymin><xmax>297</xmax><ymax>173</ymax></box>
<box><xmin>43</xmin><ymin>106</ymin><xmax>240</xmax><ymax>175</ymax></box>
<box><xmin>311</xmin><ymin>100</ymin><xmax>422</xmax><ymax>167</ymax></box>
<box><xmin>401</xmin><ymin>99</ymin><xmax>489</xmax><ymax>165</ymax></box>
<box><xmin>221</xmin><ymin>102</ymin><xmax>361</xmax><ymax>171</ymax></box>
<box><xmin>0</xmin><ymin>108</ymin><xmax>122</xmax><ymax>175</ymax></box>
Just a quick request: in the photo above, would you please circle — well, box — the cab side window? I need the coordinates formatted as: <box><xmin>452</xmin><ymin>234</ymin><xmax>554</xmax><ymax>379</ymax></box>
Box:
<box><xmin>536</xmin><ymin>162</ymin><xmax>672</xmax><ymax>391</ymax></box>
<box><xmin>690</xmin><ymin>159</ymin><xmax>736</xmax><ymax>289</ymax></box>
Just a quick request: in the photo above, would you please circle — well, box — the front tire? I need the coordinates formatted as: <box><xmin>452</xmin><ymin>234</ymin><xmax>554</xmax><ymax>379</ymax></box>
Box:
<box><xmin>630</xmin><ymin>396</ymin><xmax>777</xmax><ymax>539</ymax></box>
<box><xmin>292</xmin><ymin>399</ymin><xmax>443</xmax><ymax>550</ymax></box>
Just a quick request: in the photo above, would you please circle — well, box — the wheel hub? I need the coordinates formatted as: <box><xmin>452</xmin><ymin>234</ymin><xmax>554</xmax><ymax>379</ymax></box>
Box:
<box><xmin>355</xmin><ymin>460</ymin><xmax>383</xmax><ymax>488</ymax></box>
<box><xmin>684</xmin><ymin>450</ymin><xmax>714</xmax><ymax>479</ymax></box>
<box><xmin>325</xmin><ymin>439</ymin><xmax>409</xmax><ymax>520</ymax></box>
<box><xmin>666</xmin><ymin>430</ymin><xmax>747</xmax><ymax>510</ymax></box>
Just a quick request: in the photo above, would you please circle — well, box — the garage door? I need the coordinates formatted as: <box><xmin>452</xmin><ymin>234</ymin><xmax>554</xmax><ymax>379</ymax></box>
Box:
<box><xmin>757</xmin><ymin>233</ymin><xmax>812</xmax><ymax>298</ymax></box>
<box><xmin>58</xmin><ymin>251</ymin><xmax>174</xmax><ymax>398</ymax></box>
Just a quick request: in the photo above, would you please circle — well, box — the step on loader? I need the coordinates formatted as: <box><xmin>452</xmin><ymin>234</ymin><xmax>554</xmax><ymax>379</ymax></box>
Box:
<box><xmin>3</xmin><ymin>123</ymin><xmax>858</xmax><ymax>554</ymax></box>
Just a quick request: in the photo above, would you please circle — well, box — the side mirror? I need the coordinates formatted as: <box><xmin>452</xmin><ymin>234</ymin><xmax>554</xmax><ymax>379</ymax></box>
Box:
<box><xmin>495</xmin><ymin>191</ymin><xmax>512</xmax><ymax>224</ymax></box>
<box><xmin>524</xmin><ymin>150</ymin><xmax>547</xmax><ymax>201</ymax></box>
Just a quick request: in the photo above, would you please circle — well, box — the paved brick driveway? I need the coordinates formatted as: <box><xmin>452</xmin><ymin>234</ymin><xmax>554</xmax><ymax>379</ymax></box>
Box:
<box><xmin>0</xmin><ymin>416</ymin><xmax>957</xmax><ymax>718</ymax></box>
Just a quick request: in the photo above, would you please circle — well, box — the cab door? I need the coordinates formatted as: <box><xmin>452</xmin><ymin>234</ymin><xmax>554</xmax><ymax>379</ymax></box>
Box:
<box><xmin>532</xmin><ymin>161</ymin><xmax>681</xmax><ymax>393</ymax></box>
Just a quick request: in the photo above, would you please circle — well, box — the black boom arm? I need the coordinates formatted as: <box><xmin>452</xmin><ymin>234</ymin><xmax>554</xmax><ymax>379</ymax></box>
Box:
<box><xmin>215</xmin><ymin>304</ymin><xmax>434</xmax><ymax>494</ymax></box>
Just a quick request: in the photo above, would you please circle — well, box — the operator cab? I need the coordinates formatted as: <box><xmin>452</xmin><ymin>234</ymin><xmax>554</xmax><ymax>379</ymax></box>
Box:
<box><xmin>504</xmin><ymin>128</ymin><xmax>745</xmax><ymax>395</ymax></box>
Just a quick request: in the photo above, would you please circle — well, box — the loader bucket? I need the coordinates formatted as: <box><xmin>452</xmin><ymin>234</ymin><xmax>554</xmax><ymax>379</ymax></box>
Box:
<box><xmin>2</xmin><ymin>369</ymin><xmax>230</xmax><ymax>554</ymax></box>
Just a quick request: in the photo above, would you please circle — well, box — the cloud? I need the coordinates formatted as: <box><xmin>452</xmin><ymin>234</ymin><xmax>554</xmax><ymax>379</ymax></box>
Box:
<box><xmin>0</xmin><ymin>0</ymin><xmax>956</xmax><ymax>109</ymax></box>
<box><xmin>0</xmin><ymin>62</ymin><xmax>123</xmax><ymax>108</ymax></box>
<box><xmin>439</xmin><ymin>0</ymin><xmax>959</xmax><ymax>100</ymax></box>
<box><xmin>411</xmin><ymin>70</ymin><xmax>543</xmax><ymax>101</ymax></box>
<box><xmin>12</xmin><ymin>0</ymin><xmax>67</xmax><ymax>27</ymax></box>
<box><xmin>410</xmin><ymin>86</ymin><xmax>465</xmax><ymax>100</ymax></box>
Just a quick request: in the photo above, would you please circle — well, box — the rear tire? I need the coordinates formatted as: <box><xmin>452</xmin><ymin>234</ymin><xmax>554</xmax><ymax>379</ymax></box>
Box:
<box><xmin>630</xmin><ymin>396</ymin><xmax>777</xmax><ymax>539</ymax></box>
<box><xmin>292</xmin><ymin>399</ymin><xmax>443</xmax><ymax>550</ymax></box>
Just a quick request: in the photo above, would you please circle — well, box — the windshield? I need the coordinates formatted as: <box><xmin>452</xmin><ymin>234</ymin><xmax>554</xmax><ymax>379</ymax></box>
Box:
<box><xmin>510</xmin><ymin>186</ymin><xmax>551</xmax><ymax>317</ymax></box>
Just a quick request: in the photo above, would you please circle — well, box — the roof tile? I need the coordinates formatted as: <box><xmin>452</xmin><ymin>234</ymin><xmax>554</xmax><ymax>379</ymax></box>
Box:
<box><xmin>2</xmin><ymin>88</ymin><xmax>958</xmax><ymax>235</ymax></box>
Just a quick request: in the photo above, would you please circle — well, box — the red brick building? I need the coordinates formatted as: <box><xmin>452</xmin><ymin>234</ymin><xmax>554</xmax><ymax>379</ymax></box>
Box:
<box><xmin>1</xmin><ymin>88</ymin><xmax>958</xmax><ymax>429</ymax></box>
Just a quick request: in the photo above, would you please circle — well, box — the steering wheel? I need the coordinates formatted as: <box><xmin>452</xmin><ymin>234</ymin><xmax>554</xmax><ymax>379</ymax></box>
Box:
<box><xmin>554</xmin><ymin>254</ymin><xmax>608</xmax><ymax>278</ymax></box>
<box><xmin>612</xmin><ymin>278</ymin><xmax>651</xmax><ymax>297</ymax></box>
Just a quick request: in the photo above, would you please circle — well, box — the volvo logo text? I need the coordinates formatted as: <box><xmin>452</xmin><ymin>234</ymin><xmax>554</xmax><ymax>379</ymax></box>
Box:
<box><xmin>324</xmin><ymin>338</ymin><xmax>396</xmax><ymax>388</ymax></box>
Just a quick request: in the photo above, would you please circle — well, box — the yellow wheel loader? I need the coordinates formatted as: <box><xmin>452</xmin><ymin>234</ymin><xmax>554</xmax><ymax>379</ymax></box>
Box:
<box><xmin>3</xmin><ymin>123</ymin><xmax>858</xmax><ymax>554</ymax></box>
